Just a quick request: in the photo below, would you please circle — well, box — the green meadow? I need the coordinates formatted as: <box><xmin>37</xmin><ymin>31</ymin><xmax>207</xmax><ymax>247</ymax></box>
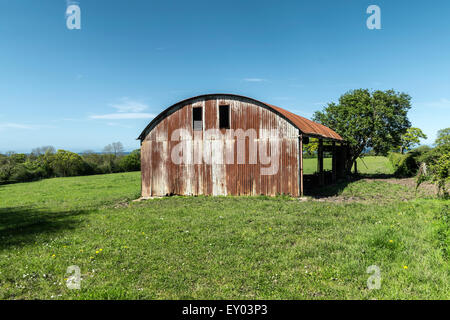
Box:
<box><xmin>0</xmin><ymin>158</ymin><xmax>448</xmax><ymax>299</ymax></box>
<box><xmin>303</xmin><ymin>156</ymin><xmax>394</xmax><ymax>175</ymax></box>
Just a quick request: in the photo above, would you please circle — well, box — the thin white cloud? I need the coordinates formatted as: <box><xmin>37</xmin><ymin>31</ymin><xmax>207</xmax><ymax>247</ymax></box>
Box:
<box><xmin>0</xmin><ymin>123</ymin><xmax>56</xmax><ymax>131</ymax></box>
<box><xmin>90</xmin><ymin>98</ymin><xmax>155</xmax><ymax>121</ymax></box>
<box><xmin>243</xmin><ymin>78</ymin><xmax>267</xmax><ymax>82</ymax></box>
<box><xmin>90</xmin><ymin>113</ymin><xmax>155</xmax><ymax>120</ymax></box>
<box><xmin>106</xmin><ymin>122</ymin><xmax>133</xmax><ymax>128</ymax></box>
<box><xmin>110</xmin><ymin>98</ymin><xmax>148</xmax><ymax>113</ymax></box>
<box><xmin>0</xmin><ymin>123</ymin><xmax>34</xmax><ymax>130</ymax></box>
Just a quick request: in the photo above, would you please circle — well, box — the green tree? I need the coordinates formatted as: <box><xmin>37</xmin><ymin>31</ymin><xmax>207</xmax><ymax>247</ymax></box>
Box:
<box><xmin>313</xmin><ymin>89</ymin><xmax>411</xmax><ymax>173</ymax></box>
<box><xmin>0</xmin><ymin>152</ymin><xmax>27</xmax><ymax>182</ymax></box>
<box><xmin>0</xmin><ymin>163</ymin><xmax>14</xmax><ymax>182</ymax></box>
<box><xmin>303</xmin><ymin>138</ymin><xmax>318</xmax><ymax>157</ymax></box>
<box><xmin>435</xmin><ymin>127</ymin><xmax>450</xmax><ymax>147</ymax></box>
<box><xmin>400</xmin><ymin>127</ymin><xmax>427</xmax><ymax>154</ymax></box>
<box><xmin>102</xmin><ymin>142</ymin><xmax>125</xmax><ymax>173</ymax></box>
<box><xmin>31</xmin><ymin>145</ymin><xmax>55</xmax><ymax>156</ymax></box>
<box><xmin>50</xmin><ymin>150</ymin><xmax>84</xmax><ymax>177</ymax></box>
<box><xmin>119</xmin><ymin>149</ymin><xmax>141</xmax><ymax>171</ymax></box>
<box><xmin>104</xmin><ymin>142</ymin><xmax>124</xmax><ymax>157</ymax></box>
<box><xmin>81</xmin><ymin>150</ymin><xmax>104</xmax><ymax>174</ymax></box>
<box><xmin>9</xmin><ymin>153</ymin><xmax>27</xmax><ymax>164</ymax></box>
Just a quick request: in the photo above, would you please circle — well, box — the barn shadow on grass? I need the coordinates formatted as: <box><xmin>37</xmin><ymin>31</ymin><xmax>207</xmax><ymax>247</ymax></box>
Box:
<box><xmin>359</xmin><ymin>173</ymin><xmax>396</xmax><ymax>179</ymax></box>
<box><xmin>304</xmin><ymin>180</ymin><xmax>352</xmax><ymax>198</ymax></box>
<box><xmin>304</xmin><ymin>173</ymin><xmax>396</xmax><ymax>198</ymax></box>
<box><xmin>0</xmin><ymin>206</ymin><xmax>90</xmax><ymax>250</ymax></box>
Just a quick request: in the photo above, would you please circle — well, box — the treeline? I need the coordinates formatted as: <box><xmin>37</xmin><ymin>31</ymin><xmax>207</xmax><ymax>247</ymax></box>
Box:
<box><xmin>0</xmin><ymin>142</ymin><xmax>140</xmax><ymax>184</ymax></box>
<box><xmin>387</xmin><ymin>128</ymin><xmax>449</xmax><ymax>196</ymax></box>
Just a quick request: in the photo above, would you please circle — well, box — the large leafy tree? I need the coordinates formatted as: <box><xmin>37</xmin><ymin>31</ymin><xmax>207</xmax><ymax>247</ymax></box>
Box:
<box><xmin>313</xmin><ymin>89</ymin><xmax>411</xmax><ymax>173</ymax></box>
<box><xmin>435</xmin><ymin>127</ymin><xmax>450</xmax><ymax>147</ymax></box>
<box><xmin>119</xmin><ymin>149</ymin><xmax>141</xmax><ymax>171</ymax></box>
<box><xmin>400</xmin><ymin>127</ymin><xmax>427</xmax><ymax>154</ymax></box>
<box><xmin>303</xmin><ymin>137</ymin><xmax>318</xmax><ymax>156</ymax></box>
<box><xmin>50</xmin><ymin>150</ymin><xmax>84</xmax><ymax>177</ymax></box>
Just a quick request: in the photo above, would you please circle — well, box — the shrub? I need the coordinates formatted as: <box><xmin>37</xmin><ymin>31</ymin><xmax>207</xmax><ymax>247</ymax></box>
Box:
<box><xmin>0</xmin><ymin>164</ymin><xmax>15</xmax><ymax>182</ymax></box>
<box><xmin>119</xmin><ymin>150</ymin><xmax>140</xmax><ymax>172</ymax></box>
<box><xmin>10</xmin><ymin>153</ymin><xmax>27</xmax><ymax>164</ymax></box>
<box><xmin>430</xmin><ymin>153</ymin><xmax>450</xmax><ymax>197</ymax></box>
<box><xmin>1</xmin><ymin>145</ymin><xmax>140</xmax><ymax>184</ymax></box>
<box><xmin>50</xmin><ymin>150</ymin><xmax>85</xmax><ymax>177</ymax></box>
<box><xmin>97</xmin><ymin>162</ymin><xmax>113</xmax><ymax>174</ymax></box>
<box><xmin>82</xmin><ymin>151</ymin><xmax>104</xmax><ymax>172</ymax></box>
<box><xmin>420</xmin><ymin>144</ymin><xmax>450</xmax><ymax>166</ymax></box>
<box><xmin>388</xmin><ymin>152</ymin><xmax>404</xmax><ymax>168</ymax></box>
<box><xmin>388</xmin><ymin>152</ymin><xmax>418</xmax><ymax>177</ymax></box>
<box><xmin>9</xmin><ymin>164</ymin><xmax>32</xmax><ymax>182</ymax></box>
<box><xmin>409</xmin><ymin>145</ymin><xmax>432</xmax><ymax>163</ymax></box>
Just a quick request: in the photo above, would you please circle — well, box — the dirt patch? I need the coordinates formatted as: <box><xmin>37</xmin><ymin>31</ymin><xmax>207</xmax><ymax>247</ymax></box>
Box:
<box><xmin>113</xmin><ymin>200</ymin><xmax>130</xmax><ymax>209</ymax></box>
<box><xmin>312</xmin><ymin>196</ymin><xmax>363</xmax><ymax>203</ymax></box>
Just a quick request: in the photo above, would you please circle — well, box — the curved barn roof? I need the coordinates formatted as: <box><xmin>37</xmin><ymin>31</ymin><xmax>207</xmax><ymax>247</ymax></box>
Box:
<box><xmin>138</xmin><ymin>94</ymin><xmax>343</xmax><ymax>141</ymax></box>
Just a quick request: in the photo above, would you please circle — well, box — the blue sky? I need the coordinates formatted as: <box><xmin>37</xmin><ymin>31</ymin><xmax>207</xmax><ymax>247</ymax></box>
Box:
<box><xmin>0</xmin><ymin>0</ymin><xmax>449</xmax><ymax>152</ymax></box>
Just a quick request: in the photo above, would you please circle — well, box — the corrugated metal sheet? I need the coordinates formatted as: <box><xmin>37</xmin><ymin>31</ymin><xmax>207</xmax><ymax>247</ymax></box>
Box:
<box><xmin>140</xmin><ymin>95</ymin><xmax>300</xmax><ymax>197</ymax></box>
<box><xmin>267</xmin><ymin>104</ymin><xmax>343</xmax><ymax>141</ymax></box>
<box><xmin>138</xmin><ymin>94</ymin><xmax>343</xmax><ymax>142</ymax></box>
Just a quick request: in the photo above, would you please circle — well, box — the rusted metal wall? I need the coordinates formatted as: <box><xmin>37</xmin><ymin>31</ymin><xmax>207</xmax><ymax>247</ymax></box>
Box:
<box><xmin>141</xmin><ymin>95</ymin><xmax>300</xmax><ymax>197</ymax></box>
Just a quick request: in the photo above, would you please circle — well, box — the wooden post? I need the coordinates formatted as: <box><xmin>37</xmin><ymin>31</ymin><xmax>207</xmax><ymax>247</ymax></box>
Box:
<box><xmin>332</xmin><ymin>141</ymin><xmax>337</xmax><ymax>183</ymax></box>
<box><xmin>336</xmin><ymin>143</ymin><xmax>345</xmax><ymax>178</ymax></box>
<box><xmin>318</xmin><ymin>139</ymin><xmax>324</xmax><ymax>186</ymax></box>
<box><xmin>299</xmin><ymin>134</ymin><xmax>304</xmax><ymax>197</ymax></box>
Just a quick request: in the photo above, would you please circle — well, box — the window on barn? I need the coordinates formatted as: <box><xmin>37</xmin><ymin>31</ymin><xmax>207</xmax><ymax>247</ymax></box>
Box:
<box><xmin>219</xmin><ymin>105</ymin><xmax>230</xmax><ymax>129</ymax></box>
<box><xmin>193</xmin><ymin>107</ymin><xmax>203</xmax><ymax>131</ymax></box>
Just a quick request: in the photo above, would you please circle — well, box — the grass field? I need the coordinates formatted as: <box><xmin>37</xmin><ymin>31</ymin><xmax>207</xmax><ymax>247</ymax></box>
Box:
<box><xmin>0</xmin><ymin>159</ymin><xmax>448</xmax><ymax>299</ymax></box>
<box><xmin>303</xmin><ymin>156</ymin><xmax>394</xmax><ymax>175</ymax></box>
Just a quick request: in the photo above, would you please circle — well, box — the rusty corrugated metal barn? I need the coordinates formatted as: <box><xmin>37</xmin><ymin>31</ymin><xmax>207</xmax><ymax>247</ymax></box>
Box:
<box><xmin>138</xmin><ymin>94</ymin><xmax>345</xmax><ymax>197</ymax></box>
